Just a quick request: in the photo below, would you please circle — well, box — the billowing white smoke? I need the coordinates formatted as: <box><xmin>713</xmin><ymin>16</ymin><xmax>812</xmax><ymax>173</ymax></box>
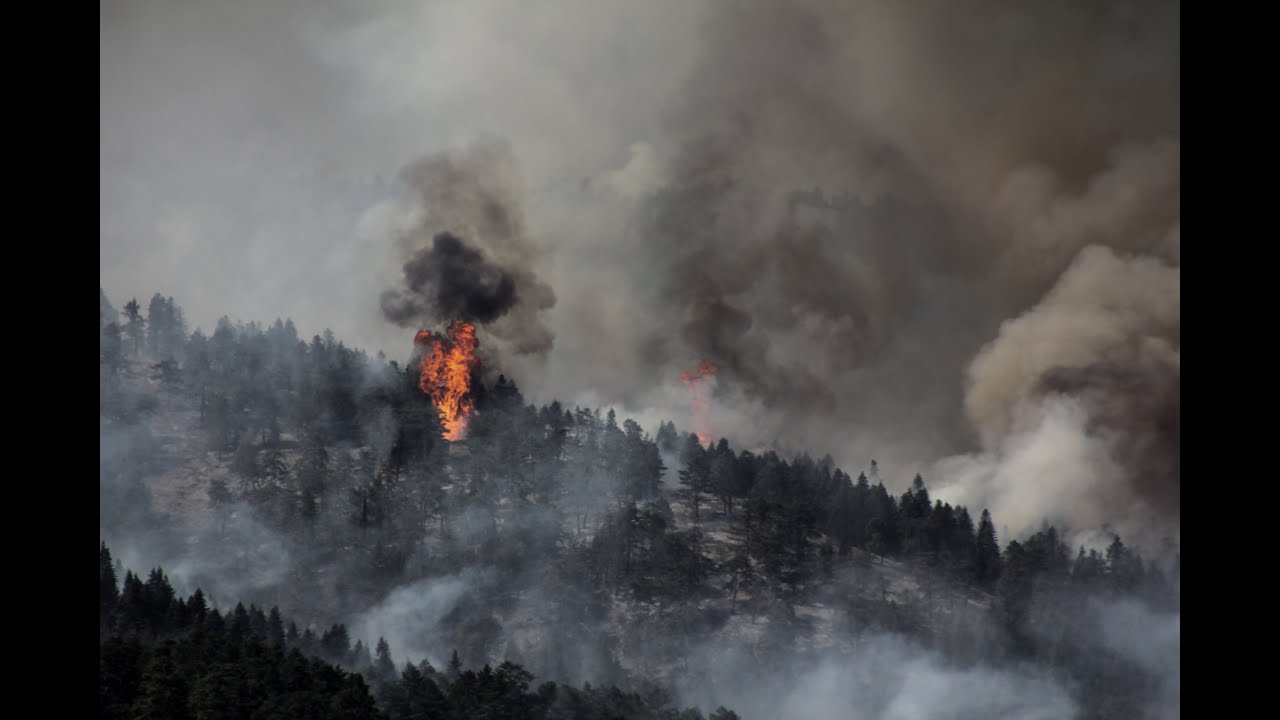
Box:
<box><xmin>934</xmin><ymin>245</ymin><xmax>1179</xmax><ymax>548</ymax></box>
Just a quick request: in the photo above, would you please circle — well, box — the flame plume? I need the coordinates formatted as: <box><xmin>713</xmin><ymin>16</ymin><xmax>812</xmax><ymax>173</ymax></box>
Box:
<box><xmin>414</xmin><ymin>321</ymin><xmax>480</xmax><ymax>441</ymax></box>
<box><xmin>680</xmin><ymin>359</ymin><xmax>718</xmax><ymax>447</ymax></box>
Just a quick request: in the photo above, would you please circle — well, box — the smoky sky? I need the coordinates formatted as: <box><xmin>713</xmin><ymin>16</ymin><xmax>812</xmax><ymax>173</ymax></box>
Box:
<box><xmin>101</xmin><ymin>0</ymin><xmax>1178</xmax><ymax>546</ymax></box>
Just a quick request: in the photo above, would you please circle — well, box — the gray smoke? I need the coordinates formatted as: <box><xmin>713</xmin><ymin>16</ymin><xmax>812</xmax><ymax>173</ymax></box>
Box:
<box><xmin>669</xmin><ymin>631</ymin><xmax>1078</xmax><ymax>720</ymax></box>
<box><xmin>1093</xmin><ymin>598</ymin><xmax>1180</xmax><ymax>719</ymax></box>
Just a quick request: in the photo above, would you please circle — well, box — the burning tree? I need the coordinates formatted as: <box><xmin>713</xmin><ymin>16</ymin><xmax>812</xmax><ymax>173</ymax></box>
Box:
<box><xmin>414</xmin><ymin>321</ymin><xmax>480</xmax><ymax>441</ymax></box>
<box><xmin>679</xmin><ymin>359</ymin><xmax>718</xmax><ymax>447</ymax></box>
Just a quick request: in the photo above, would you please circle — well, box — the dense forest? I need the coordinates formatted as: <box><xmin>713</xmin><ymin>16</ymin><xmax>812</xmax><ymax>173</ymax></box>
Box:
<box><xmin>101</xmin><ymin>290</ymin><xmax>1179</xmax><ymax>719</ymax></box>
<box><xmin>99</xmin><ymin>543</ymin><xmax>735</xmax><ymax>720</ymax></box>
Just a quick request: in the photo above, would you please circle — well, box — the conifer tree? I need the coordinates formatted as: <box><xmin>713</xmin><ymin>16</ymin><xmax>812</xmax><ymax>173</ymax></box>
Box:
<box><xmin>678</xmin><ymin>434</ymin><xmax>710</xmax><ymax>523</ymax></box>
<box><xmin>974</xmin><ymin>508</ymin><xmax>1002</xmax><ymax>589</ymax></box>
<box><xmin>122</xmin><ymin>298</ymin><xmax>146</xmax><ymax>357</ymax></box>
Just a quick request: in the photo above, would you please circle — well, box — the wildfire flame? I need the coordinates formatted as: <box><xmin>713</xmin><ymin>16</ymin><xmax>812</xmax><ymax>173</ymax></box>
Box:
<box><xmin>679</xmin><ymin>359</ymin><xmax>718</xmax><ymax>447</ymax></box>
<box><xmin>414</xmin><ymin>321</ymin><xmax>480</xmax><ymax>441</ymax></box>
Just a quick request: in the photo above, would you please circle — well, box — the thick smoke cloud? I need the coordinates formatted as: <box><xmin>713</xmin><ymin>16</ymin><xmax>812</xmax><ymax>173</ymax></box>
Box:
<box><xmin>379</xmin><ymin>141</ymin><xmax>556</xmax><ymax>356</ymax></box>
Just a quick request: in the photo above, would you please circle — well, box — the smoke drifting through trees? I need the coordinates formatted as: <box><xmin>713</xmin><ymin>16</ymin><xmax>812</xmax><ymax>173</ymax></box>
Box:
<box><xmin>100</xmin><ymin>286</ymin><xmax>1178</xmax><ymax>718</ymax></box>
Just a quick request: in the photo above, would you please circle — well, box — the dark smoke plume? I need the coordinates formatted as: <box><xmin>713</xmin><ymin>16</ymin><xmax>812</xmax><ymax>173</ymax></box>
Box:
<box><xmin>380</xmin><ymin>140</ymin><xmax>556</xmax><ymax>356</ymax></box>
<box><xmin>381</xmin><ymin>232</ymin><xmax>518</xmax><ymax>325</ymax></box>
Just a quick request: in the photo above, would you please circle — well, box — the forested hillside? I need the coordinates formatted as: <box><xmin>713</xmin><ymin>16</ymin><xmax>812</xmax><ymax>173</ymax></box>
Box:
<box><xmin>101</xmin><ymin>290</ymin><xmax>1179</xmax><ymax>719</ymax></box>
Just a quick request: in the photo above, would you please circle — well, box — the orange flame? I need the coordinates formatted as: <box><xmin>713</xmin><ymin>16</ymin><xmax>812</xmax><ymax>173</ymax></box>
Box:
<box><xmin>679</xmin><ymin>359</ymin><xmax>718</xmax><ymax>447</ymax></box>
<box><xmin>414</xmin><ymin>321</ymin><xmax>480</xmax><ymax>441</ymax></box>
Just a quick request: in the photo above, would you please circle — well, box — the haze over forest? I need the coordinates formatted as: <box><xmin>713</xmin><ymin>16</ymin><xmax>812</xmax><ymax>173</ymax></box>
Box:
<box><xmin>101</xmin><ymin>2</ymin><xmax>1179</xmax><ymax>719</ymax></box>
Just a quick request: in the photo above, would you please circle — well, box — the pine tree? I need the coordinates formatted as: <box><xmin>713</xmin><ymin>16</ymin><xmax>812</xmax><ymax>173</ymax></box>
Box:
<box><xmin>825</xmin><ymin>476</ymin><xmax>856</xmax><ymax>555</ymax></box>
<box><xmin>655</xmin><ymin>420</ymin><xmax>679</xmax><ymax>453</ymax></box>
<box><xmin>400</xmin><ymin>662</ymin><xmax>449</xmax><ymax>719</ymax></box>
<box><xmin>100</xmin><ymin>542</ymin><xmax>119</xmax><ymax>636</ymax></box>
<box><xmin>1105</xmin><ymin>535</ymin><xmax>1143</xmax><ymax>594</ymax></box>
<box><xmin>225</xmin><ymin>603</ymin><xmax>249</xmax><ymax>643</ymax></box>
<box><xmin>949</xmin><ymin>507</ymin><xmax>978</xmax><ymax>579</ymax></box>
<box><xmin>188</xmin><ymin>588</ymin><xmax>208</xmax><ymax>624</ymax></box>
<box><xmin>146</xmin><ymin>293</ymin><xmax>169</xmax><ymax>359</ymax></box>
<box><xmin>995</xmin><ymin>540</ymin><xmax>1035</xmax><ymax>635</ymax></box>
<box><xmin>247</xmin><ymin>605</ymin><xmax>269</xmax><ymax>643</ymax></box>
<box><xmin>677</xmin><ymin>434</ymin><xmax>710</xmax><ymax>523</ymax></box>
<box><xmin>122</xmin><ymin>298</ymin><xmax>146</xmax><ymax>357</ymax></box>
<box><xmin>710</xmin><ymin>446</ymin><xmax>738</xmax><ymax>517</ymax></box>
<box><xmin>130</xmin><ymin>643</ymin><xmax>190</xmax><ymax>720</ymax></box>
<box><xmin>320</xmin><ymin>623</ymin><xmax>351</xmax><ymax>664</ymax></box>
<box><xmin>974</xmin><ymin>509</ymin><xmax>1002</xmax><ymax>590</ymax></box>
<box><xmin>266</xmin><ymin>606</ymin><xmax>285</xmax><ymax>647</ymax></box>
<box><xmin>375</xmin><ymin>637</ymin><xmax>396</xmax><ymax>683</ymax></box>
<box><xmin>350</xmin><ymin>639</ymin><xmax>372</xmax><ymax>671</ymax></box>
<box><xmin>101</xmin><ymin>322</ymin><xmax>125</xmax><ymax>376</ymax></box>
<box><xmin>328</xmin><ymin>674</ymin><xmax>382</xmax><ymax>719</ymax></box>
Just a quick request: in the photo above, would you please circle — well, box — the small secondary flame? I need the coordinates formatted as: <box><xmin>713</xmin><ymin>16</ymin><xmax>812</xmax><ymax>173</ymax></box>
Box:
<box><xmin>414</xmin><ymin>321</ymin><xmax>480</xmax><ymax>441</ymax></box>
<box><xmin>680</xmin><ymin>359</ymin><xmax>718</xmax><ymax>447</ymax></box>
